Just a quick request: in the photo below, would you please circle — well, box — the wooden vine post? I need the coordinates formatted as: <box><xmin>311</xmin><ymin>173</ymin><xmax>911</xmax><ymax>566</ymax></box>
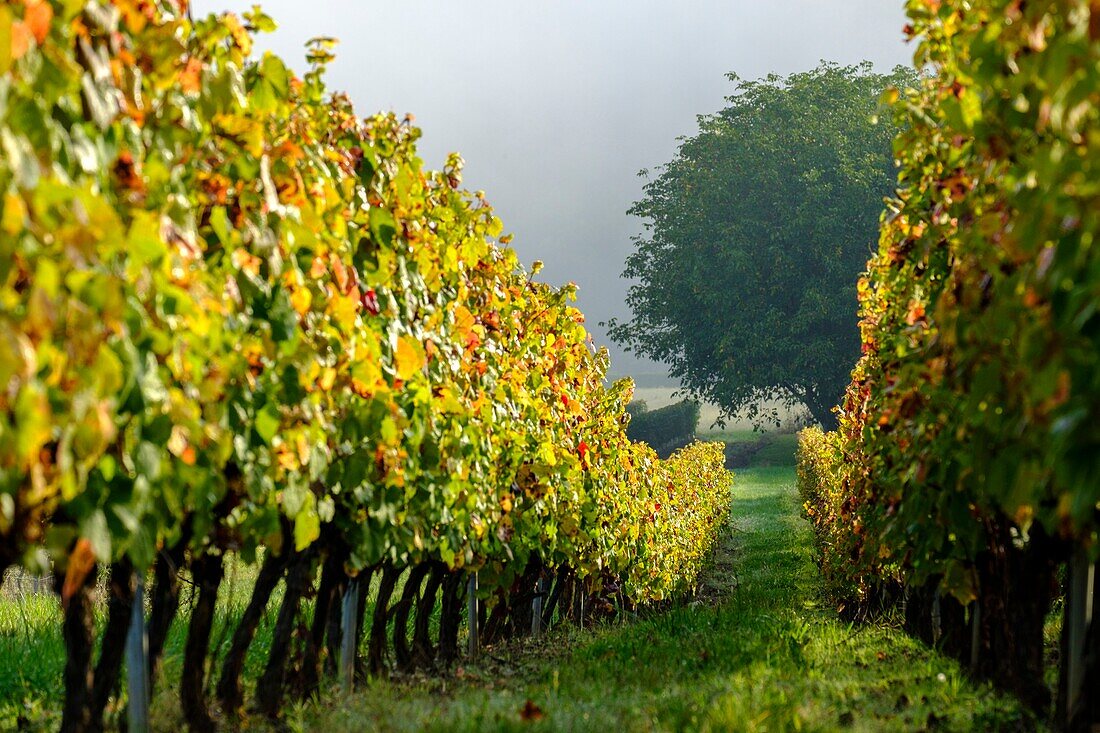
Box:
<box><xmin>125</xmin><ymin>573</ymin><xmax>149</xmax><ymax>733</ymax></box>
<box><xmin>1059</xmin><ymin>550</ymin><xmax>1096</xmax><ymax>731</ymax></box>
<box><xmin>340</xmin><ymin>577</ymin><xmax>361</xmax><ymax>692</ymax></box>
<box><xmin>467</xmin><ymin>573</ymin><xmax>479</xmax><ymax>659</ymax></box>
<box><xmin>531</xmin><ymin>577</ymin><xmax>545</xmax><ymax>637</ymax></box>
<box><xmin>969</xmin><ymin>601</ymin><xmax>980</xmax><ymax>673</ymax></box>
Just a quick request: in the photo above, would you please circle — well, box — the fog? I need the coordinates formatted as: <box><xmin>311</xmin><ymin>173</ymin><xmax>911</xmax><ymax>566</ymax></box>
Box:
<box><xmin>193</xmin><ymin>1</ymin><xmax>912</xmax><ymax>379</ymax></box>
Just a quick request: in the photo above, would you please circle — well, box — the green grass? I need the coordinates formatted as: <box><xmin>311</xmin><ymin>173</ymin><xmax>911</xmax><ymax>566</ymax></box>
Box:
<box><xmin>748</xmin><ymin>433</ymin><xmax>798</xmax><ymax>466</ymax></box>
<box><xmin>270</xmin><ymin>468</ymin><xmax>1039</xmax><ymax>732</ymax></box>
<box><xmin>699</xmin><ymin>429</ymin><xmax>799</xmax><ymax>469</ymax></box>
<box><xmin>0</xmin><ymin>556</ymin><xmax>448</xmax><ymax>731</ymax></box>
<box><xmin>0</xmin><ymin>558</ymin><xmax>291</xmax><ymax>731</ymax></box>
<box><xmin>0</xmin><ymin>468</ymin><xmax>1041</xmax><ymax>731</ymax></box>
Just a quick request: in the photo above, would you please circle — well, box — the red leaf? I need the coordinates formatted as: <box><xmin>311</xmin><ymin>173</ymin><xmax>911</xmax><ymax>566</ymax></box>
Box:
<box><xmin>519</xmin><ymin>700</ymin><xmax>544</xmax><ymax>722</ymax></box>
<box><xmin>360</xmin><ymin>288</ymin><xmax>380</xmax><ymax>315</ymax></box>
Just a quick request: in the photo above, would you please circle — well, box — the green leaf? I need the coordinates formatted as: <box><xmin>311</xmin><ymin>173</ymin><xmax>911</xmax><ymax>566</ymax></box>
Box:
<box><xmin>255</xmin><ymin>403</ymin><xmax>281</xmax><ymax>445</ymax></box>
<box><xmin>259</xmin><ymin>53</ymin><xmax>290</xmax><ymax>96</ymax></box>
<box><xmin>128</xmin><ymin>212</ymin><xmax>167</xmax><ymax>267</ymax></box>
<box><xmin>209</xmin><ymin>206</ymin><xmax>231</xmax><ymax>245</ymax></box>
<box><xmin>294</xmin><ymin>497</ymin><xmax>320</xmax><ymax>551</ymax></box>
<box><xmin>369</xmin><ymin>207</ymin><xmax>397</xmax><ymax>248</ymax></box>
<box><xmin>81</xmin><ymin>510</ymin><xmax>112</xmax><ymax>562</ymax></box>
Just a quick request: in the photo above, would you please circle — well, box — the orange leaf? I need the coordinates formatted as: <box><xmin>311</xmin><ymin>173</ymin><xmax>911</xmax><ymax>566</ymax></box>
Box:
<box><xmin>331</xmin><ymin>254</ymin><xmax>350</xmax><ymax>294</ymax></box>
<box><xmin>905</xmin><ymin>301</ymin><xmax>925</xmax><ymax>326</ymax></box>
<box><xmin>61</xmin><ymin>539</ymin><xmax>97</xmax><ymax>610</ymax></box>
<box><xmin>180</xmin><ymin>57</ymin><xmax>202</xmax><ymax>94</ymax></box>
<box><xmin>10</xmin><ymin>20</ymin><xmax>32</xmax><ymax>61</ymax></box>
<box><xmin>23</xmin><ymin>0</ymin><xmax>52</xmax><ymax>44</ymax></box>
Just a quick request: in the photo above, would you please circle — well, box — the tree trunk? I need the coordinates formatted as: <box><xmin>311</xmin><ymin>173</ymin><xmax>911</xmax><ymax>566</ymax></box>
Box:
<box><xmin>542</xmin><ymin>569</ymin><xmax>568</xmax><ymax>628</ymax></box>
<box><xmin>438</xmin><ymin>572</ymin><xmax>464</xmax><ymax>666</ymax></box>
<box><xmin>147</xmin><ymin>527</ymin><xmax>191</xmax><ymax>689</ymax></box>
<box><xmin>351</xmin><ymin>565</ymin><xmax>376</xmax><ymax>682</ymax></box>
<box><xmin>481</xmin><ymin>595</ymin><xmax>510</xmax><ymax>646</ymax></box>
<box><xmin>89</xmin><ymin>560</ymin><xmax>135</xmax><ymax>732</ymax></box>
<box><xmin>973</xmin><ymin>527</ymin><xmax>1060</xmax><ymax>713</ymax></box>
<box><xmin>299</xmin><ymin>545</ymin><xmax>347</xmax><ymax>697</ymax></box>
<box><xmin>392</xmin><ymin>563</ymin><xmax>431</xmax><ymax>672</ymax></box>
<box><xmin>180</xmin><ymin>552</ymin><xmax>225</xmax><ymax>732</ymax></box>
<box><xmin>57</xmin><ymin>564</ymin><xmax>98</xmax><ymax>733</ymax></box>
<box><xmin>506</xmin><ymin>558</ymin><xmax>543</xmax><ymax>640</ymax></box>
<box><xmin>804</xmin><ymin>388</ymin><xmax>838</xmax><ymax>431</ymax></box>
<box><xmin>324</xmin><ymin>579</ymin><xmax>345</xmax><ymax>675</ymax></box>
<box><xmin>255</xmin><ymin>548</ymin><xmax>314</xmax><ymax>718</ymax></box>
<box><xmin>215</xmin><ymin>548</ymin><xmax>289</xmax><ymax>716</ymax></box>
<box><xmin>412</xmin><ymin>563</ymin><xmax>445</xmax><ymax>669</ymax></box>
<box><xmin>367</xmin><ymin>564</ymin><xmax>401</xmax><ymax>676</ymax></box>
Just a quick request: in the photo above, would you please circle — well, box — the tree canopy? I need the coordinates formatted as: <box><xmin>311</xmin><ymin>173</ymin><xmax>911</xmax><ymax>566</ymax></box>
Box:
<box><xmin>608</xmin><ymin>62</ymin><xmax>917</xmax><ymax>428</ymax></box>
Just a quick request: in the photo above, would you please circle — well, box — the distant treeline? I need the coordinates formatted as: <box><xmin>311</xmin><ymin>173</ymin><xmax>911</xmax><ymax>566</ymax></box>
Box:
<box><xmin>626</xmin><ymin>400</ymin><xmax>700</xmax><ymax>458</ymax></box>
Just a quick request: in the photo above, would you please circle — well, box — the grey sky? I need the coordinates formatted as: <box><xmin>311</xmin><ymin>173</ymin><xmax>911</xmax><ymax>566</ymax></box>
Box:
<box><xmin>194</xmin><ymin>1</ymin><xmax>912</xmax><ymax>377</ymax></box>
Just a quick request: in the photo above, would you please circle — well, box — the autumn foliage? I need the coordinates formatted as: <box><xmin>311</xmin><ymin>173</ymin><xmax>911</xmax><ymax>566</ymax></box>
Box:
<box><xmin>800</xmin><ymin>0</ymin><xmax>1100</xmax><ymax>719</ymax></box>
<box><xmin>0</xmin><ymin>1</ymin><xmax>730</xmax><ymax>728</ymax></box>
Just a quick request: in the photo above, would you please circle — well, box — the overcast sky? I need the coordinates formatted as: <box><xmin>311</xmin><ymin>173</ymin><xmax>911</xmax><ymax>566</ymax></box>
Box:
<box><xmin>194</xmin><ymin>1</ymin><xmax>912</xmax><ymax>378</ymax></box>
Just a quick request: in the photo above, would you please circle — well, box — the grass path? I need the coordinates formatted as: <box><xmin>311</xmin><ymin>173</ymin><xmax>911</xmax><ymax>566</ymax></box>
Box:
<box><xmin>280</xmin><ymin>467</ymin><xmax>1038</xmax><ymax>732</ymax></box>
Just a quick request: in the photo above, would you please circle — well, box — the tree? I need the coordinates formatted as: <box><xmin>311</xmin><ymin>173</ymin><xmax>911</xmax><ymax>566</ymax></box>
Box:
<box><xmin>608</xmin><ymin>62</ymin><xmax>916</xmax><ymax>429</ymax></box>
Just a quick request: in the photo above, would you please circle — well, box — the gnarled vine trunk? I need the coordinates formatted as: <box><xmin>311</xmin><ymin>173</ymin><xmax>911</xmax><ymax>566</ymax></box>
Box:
<box><xmin>412</xmin><ymin>563</ymin><xmax>445</xmax><ymax>669</ymax></box>
<box><xmin>215</xmin><ymin>547</ymin><xmax>290</xmax><ymax>716</ymax></box>
<box><xmin>972</xmin><ymin>527</ymin><xmax>1060</xmax><ymax>713</ymax></box>
<box><xmin>255</xmin><ymin>548</ymin><xmax>315</xmax><ymax>718</ymax></box>
<box><xmin>56</xmin><ymin>564</ymin><xmax>98</xmax><ymax>733</ymax></box>
<box><xmin>147</xmin><ymin>526</ymin><xmax>191</xmax><ymax>689</ymax></box>
<box><xmin>367</xmin><ymin>564</ymin><xmax>402</xmax><ymax>676</ymax></box>
<box><xmin>392</xmin><ymin>562</ymin><xmax>431</xmax><ymax>672</ymax></box>
<box><xmin>88</xmin><ymin>560</ymin><xmax>135</xmax><ymax>732</ymax></box>
<box><xmin>180</xmin><ymin>552</ymin><xmax>225</xmax><ymax>731</ymax></box>
<box><xmin>298</xmin><ymin>543</ymin><xmax>347</xmax><ymax>697</ymax></box>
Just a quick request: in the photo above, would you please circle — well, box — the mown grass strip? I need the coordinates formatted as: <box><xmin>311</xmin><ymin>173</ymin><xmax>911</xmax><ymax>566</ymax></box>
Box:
<box><xmin>268</xmin><ymin>467</ymin><xmax>1036</xmax><ymax>732</ymax></box>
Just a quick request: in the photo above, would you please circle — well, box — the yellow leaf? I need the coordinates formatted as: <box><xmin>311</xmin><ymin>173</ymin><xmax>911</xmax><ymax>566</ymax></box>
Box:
<box><xmin>434</xmin><ymin>386</ymin><xmax>463</xmax><ymax>414</ymax></box>
<box><xmin>394</xmin><ymin>336</ymin><xmax>424</xmax><ymax>381</ymax></box>
<box><xmin>2</xmin><ymin>193</ymin><xmax>25</xmax><ymax>235</ymax></box>
<box><xmin>454</xmin><ymin>304</ymin><xmax>475</xmax><ymax>339</ymax></box>
<box><xmin>0</xmin><ymin>7</ymin><xmax>12</xmax><ymax>75</ymax></box>
<box><xmin>290</xmin><ymin>287</ymin><xmax>312</xmax><ymax>317</ymax></box>
<box><xmin>329</xmin><ymin>290</ymin><xmax>358</xmax><ymax>330</ymax></box>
